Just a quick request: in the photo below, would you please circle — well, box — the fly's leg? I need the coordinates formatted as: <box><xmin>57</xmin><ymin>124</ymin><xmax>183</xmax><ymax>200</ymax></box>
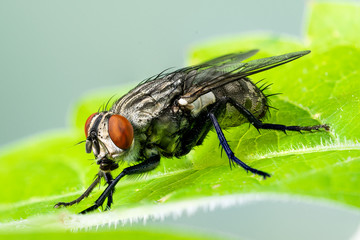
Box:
<box><xmin>104</xmin><ymin>172</ymin><xmax>114</xmax><ymax>210</ymax></box>
<box><xmin>209</xmin><ymin>112</ymin><xmax>271</xmax><ymax>178</ymax></box>
<box><xmin>208</xmin><ymin>97</ymin><xmax>329</xmax><ymax>178</ymax></box>
<box><xmin>225</xmin><ymin>98</ymin><xmax>330</xmax><ymax>133</ymax></box>
<box><xmin>79</xmin><ymin>155</ymin><xmax>160</xmax><ymax>214</ymax></box>
<box><xmin>54</xmin><ymin>172</ymin><xmax>102</xmax><ymax>208</ymax></box>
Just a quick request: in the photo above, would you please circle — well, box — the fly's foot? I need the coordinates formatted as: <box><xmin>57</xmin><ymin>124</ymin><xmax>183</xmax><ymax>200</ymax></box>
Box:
<box><xmin>79</xmin><ymin>204</ymin><xmax>101</xmax><ymax>214</ymax></box>
<box><xmin>79</xmin><ymin>197</ymin><xmax>112</xmax><ymax>214</ymax></box>
<box><xmin>54</xmin><ymin>172</ymin><xmax>103</xmax><ymax>210</ymax></box>
<box><xmin>297</xmin><ymin>124</ymin><xmax>330</xmax><ymax>132</ymax></box>
<box><xmin>230</xmin><ymin>155</ymin><xmax>271</xmax><ymax>179</ymax></box>
<box><xmin>258</xmin><ymin>123</ymin><xmax>330</xmax><ymax>133</ymax></box>
<box><xmin>246</xmin><ymin>167</ymin><xmax>271</xmax><ymax>179</ymax></box>
<box><xmin>54</xmin><ymin>201</ymin><xmax>77</xmax><ymax>208</ymax></box>
<box><xmin>78</xmin><ymin>188</ymin><xmax>114</xmax><ymax>214</ymax></box>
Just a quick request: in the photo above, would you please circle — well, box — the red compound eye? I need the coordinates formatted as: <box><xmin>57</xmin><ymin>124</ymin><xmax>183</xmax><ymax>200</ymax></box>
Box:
<box><xmin>108</xmin><ymin>115</ymin><xmax>134</xmax><ymax>149</ymax></box>
<box><xmin>85</xmin><ymin>113</ymin><xmax>97</xmax><ymax>137</ymax></box>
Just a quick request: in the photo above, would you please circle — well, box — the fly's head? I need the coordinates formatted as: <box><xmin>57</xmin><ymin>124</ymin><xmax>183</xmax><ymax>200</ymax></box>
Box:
<box><xmin>84</xmin><ymin>112</ymin><xmax>134</xmax><ymax>163</ymax></box>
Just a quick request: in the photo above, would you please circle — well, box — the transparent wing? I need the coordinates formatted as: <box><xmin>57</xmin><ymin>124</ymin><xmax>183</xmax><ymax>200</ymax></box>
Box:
<box><xmin>182</xmin><ymin>50</ymin><xmax>310</xmax><ymax>103</ymax></box>
<box><xmin>113</xmin><ymin>50</ymin><xmax>310</xmax><ymax>128</ymax></box>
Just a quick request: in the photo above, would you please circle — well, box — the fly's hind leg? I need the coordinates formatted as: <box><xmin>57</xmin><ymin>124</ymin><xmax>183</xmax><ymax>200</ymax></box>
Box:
<box><xmin>208</xmin><ymin>97</ymin><xmax>329</xmax><ymax>179</ymax></box>
<box><xmin>208</xmin><ymin>112</ymin><xmax>271</xmax><ymax>178</ymax></box>
<box><xmin>225</xmin><ymin>98</ymin><xmax>330</xmax><ymax>133</ymax></box>
<box><xmin>54</xmin><ymin>172</ymin><xmax>103</xmax><ymax>208</ymax></box>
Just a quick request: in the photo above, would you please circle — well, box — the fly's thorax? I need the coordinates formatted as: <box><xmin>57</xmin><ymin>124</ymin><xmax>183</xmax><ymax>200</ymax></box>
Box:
<box><xmin>110</xmin><ymin>74</ymin><xmax>185</xmax><ymax>129</ymax></box>
<box><xmin>84</xmin><ymin>111</ymin><xmax>136</xmax><ymax>162</ymax></box>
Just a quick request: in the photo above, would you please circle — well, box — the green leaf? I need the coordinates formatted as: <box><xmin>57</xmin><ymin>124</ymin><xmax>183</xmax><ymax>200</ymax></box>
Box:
<box><xmin>0</xmin><ymin>228</ymin><xmax>221</xmax><ymax>240</ymax></box>
<box><xmin>306</xmin><ymin>2</ymin><xmax>360</xmax><ymax>51</ymax></box>
<box><xmin>0</xmin><ymin>1</ymin><xmax>359</xmax><ymax>232</ymax></box>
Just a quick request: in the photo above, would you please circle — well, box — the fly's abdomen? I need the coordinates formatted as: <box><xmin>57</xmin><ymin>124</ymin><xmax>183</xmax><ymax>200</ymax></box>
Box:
<box><xmin>213</xmin><ymin>77</ymin><xmax>268</xmax><ymax>128</ymax></box>
<box><xmin>177</xmin><ymin>76</ymin><xmax>268</xmax><ymax>128</ymax></box>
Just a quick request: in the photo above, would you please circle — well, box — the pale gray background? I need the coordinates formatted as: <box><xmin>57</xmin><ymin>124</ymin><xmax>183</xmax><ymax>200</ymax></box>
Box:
<box><xmin>1</xmin><ymin>0</ymin><xmax>359</xmax><ymax>239</ymax></box>
<box><xmin>0</xmin><ymin>0</ymin><xmax>307</xmax><ymax>146</ymax></box>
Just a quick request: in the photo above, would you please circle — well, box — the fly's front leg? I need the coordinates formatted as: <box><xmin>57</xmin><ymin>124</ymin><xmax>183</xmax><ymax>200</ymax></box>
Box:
<box><xmin>225</xmin><ymin>98</ymin><xmax>330</xmax><ymax>133</ymax></box>
<box><xmin>54</xmin><ymin>172</ymin><xmax>103</xmax><ymax>208</ymax></box>
<box><xmin>79</xmin><ymin>155</ymin><xmax>160</xmax><ymax>214</ymax></box>
<box><xmin>208</xmin><ymin>112</ymin><xmax>271</xmax><ymax>178</ymax></box>
<box><xmin>104</xmin><ymin>172</ymin><xmax>114</xmax><ymax>210</ymax></box>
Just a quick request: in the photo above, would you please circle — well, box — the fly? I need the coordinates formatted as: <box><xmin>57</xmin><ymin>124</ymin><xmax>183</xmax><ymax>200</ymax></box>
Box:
<box><xmin>54</xmin><ymin>50</ymin><xmax>329</xmax><ymax>214</ymax></box>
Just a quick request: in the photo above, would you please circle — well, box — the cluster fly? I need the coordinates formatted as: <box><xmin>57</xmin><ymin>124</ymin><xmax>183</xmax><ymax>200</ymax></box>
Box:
<box><xmin>54</xmin><ymin>50</ymin><xmax>329</xmax><ymax>214</ymax></box>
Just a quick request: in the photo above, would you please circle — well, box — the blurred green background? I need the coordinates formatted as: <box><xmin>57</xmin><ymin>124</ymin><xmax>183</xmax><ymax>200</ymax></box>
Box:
<box><xmin>1</xmin><ymin>0</ymin><xmax>359</xmax><ymax>239</ymax></box>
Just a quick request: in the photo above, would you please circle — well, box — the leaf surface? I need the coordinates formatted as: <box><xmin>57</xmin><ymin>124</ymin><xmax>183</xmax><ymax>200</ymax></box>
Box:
<box><xmin>0</xmin><ymin>2</ymin><xmax>359</xmax><ymax>232</ymax></box>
